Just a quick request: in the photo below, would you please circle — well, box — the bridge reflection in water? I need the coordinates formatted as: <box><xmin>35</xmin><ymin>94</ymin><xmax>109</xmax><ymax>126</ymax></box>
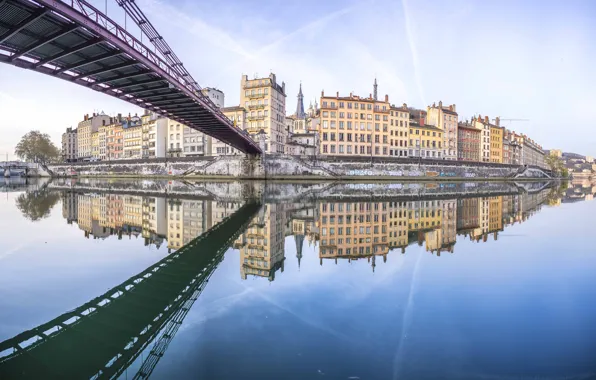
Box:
<box><xmin>0</xmin><ymin>201</ymin><xmax>261</xmax><ymax>379</ymax></box>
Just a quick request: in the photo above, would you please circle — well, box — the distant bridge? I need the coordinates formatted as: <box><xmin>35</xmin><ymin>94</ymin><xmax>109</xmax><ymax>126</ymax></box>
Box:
<box><xmin>0</xmin><ymin>0</ymin><xmax>261</xmax><ymax>154</ymax></box>
<box><xmin>0</xmin><ymin>201</ymin><xmax>261</xmax><ymax>379</ymax></box>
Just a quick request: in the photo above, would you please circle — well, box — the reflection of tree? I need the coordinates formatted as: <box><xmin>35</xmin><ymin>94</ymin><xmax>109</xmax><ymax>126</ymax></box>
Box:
<box><xmin>15</xmin><ymin>190</ymin><xmax>60</xmax><ymax>221</ymax></box>
<box><xmin>545</xmin><ymin>181</ymin><xmax>569</xmax><ymax>205</ymax></box>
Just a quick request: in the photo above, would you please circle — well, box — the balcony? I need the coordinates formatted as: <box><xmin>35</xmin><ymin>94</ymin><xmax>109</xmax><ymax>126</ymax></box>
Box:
<box><xmin>247</xmin><ymin>115</ymin><xmax>265</xmax><ymax>121</ymax></box>
<box><xmin>248</xmin><ymin>103</ymin><xmax>265</xmax><ymax>110</ymax></box>
<box><xmin>243</xmin><ymin>80</ymin><xmax>271</xmax><ymax>89</ymax></box>
<box><xmin>247</xmin><ymin>93</ymin><xmax>265</xmax><ymax>99</ymax></box>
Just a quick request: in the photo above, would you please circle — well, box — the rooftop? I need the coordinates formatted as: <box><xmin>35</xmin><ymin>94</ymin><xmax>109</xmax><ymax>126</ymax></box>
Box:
<box><xmin>458</xmin><ymin>122</ymin><xmax>479</xmax><ymax>131</ymax></box>
<box><xmin>411</xmin><ymin>122</ymin><xmax>443</xmax><ymax>133</ymax></box>
<box><xmin>222</xmin><ymin>106</ymin><xmax>246</xmax><ymax>113</ymax></box>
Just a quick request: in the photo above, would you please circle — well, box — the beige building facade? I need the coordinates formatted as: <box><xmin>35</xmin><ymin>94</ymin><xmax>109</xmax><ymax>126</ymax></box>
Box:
<box><xmin>77</xmin><ymin>112</ymin><xmax>110</xmax><ymax>161</ymax></box>
<box><xmin>318</xmin><ymin>89</ymin><xmax>409</xmax><ymax>157</ymax></box>
<box><xmin>141</xmin><ymin>111</ymin><xmax>167</xmax><ymax>159</ymax></box>
<box><xmin>472</xmin><ymin>115</ymin><xmax>491</xmax><ymax>163</ymax></box>
<box><xmin>123</xmin><ymin>115</ymin><xmax>143</xmax><ymax>159</ymax></box>
<box><xmin>426</xmin><ymin>101</ymin><xmax>458</xmax><ymax>160</ymax></box>
<box><xmin>240</xmin><ymin>73</ymin><xmax>287</xmax><ymax>154</ymax></box>
<box><xmin>91</xmin><ymin>131</ymin><xmax>99</xmax><ymax>160</ymax></box>
<box><xmin>167</xmin><ymin>119</ymin><xmax>185</xmax><ymax>158</ymax></box>
<box><xmin>61</xmin><ymin>127</ymin><xmax>77</xmax><ymax>162</ymax></box>
<box><xmin>408</xmin><ymin>122</ymin><xmax>443</xmax><ymax>158</ymax></box>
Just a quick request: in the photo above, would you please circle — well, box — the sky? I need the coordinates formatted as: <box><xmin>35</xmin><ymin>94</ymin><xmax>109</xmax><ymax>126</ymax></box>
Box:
<box><xmin>1</xmin><ymin>0</ymin><xmax>595</xmax><ymax>160</ymax></box>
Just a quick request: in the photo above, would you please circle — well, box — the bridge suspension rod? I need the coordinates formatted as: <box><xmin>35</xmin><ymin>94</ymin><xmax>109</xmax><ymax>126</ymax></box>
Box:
<box><xmin>114</xmin><ymin>0</ymin><xmax>227</xmax><ymax>116</ymax></box>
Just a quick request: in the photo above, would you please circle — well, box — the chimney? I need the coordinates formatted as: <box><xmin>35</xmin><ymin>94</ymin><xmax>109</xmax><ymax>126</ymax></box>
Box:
<box><xmin>403</xmin><ymin>103</ymin><xmax>407</xmax><ymax>108</ymax></box>
<box><xmin>449</xmin><ymin>105</ymin><xmax>453</xmax><ymax>111</ymax></box>
<box><xmin>321</xmin><ymin>90</ymin><xmax>324</xmax><ymax>97</ymax></box>
<box><xmin>452</xmin><ymin>104</ymin><xmax>456</xmax><ymax>112</ymax></box>
<box><xmin>484</xmin><ymin>116</ymin><xmax>489</xmax><ymax>123</ymax></box>
<box><xmin>495</xmin><ymin>117</ymin><xmax>500</xmax><ymax>126</ymax></box>
<box><xmin>438</xmin><ymin>100</ymin><xmax>443</xmax><ymax>108</ymax></box>
<box><xmin>350</xmin><ymin>92</ymin><xmax>353</xmax><ymax>97</ymax></box>
<box><xmin>369</xmin><ymin>93</ymin><xmax>372</xmax><ymax>99</ymax></box>
<box><xmin>336</xmin><ymin>91</ymin><xmax>339</xmax><ymax>97</ymax></box>
<box><xmin>385</xmin><ymin>94</ymin><xmax>389</xmax><ymax>102</ymax></box>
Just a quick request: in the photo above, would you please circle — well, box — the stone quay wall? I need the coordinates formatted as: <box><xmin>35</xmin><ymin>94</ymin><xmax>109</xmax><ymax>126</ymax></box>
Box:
<box><xmin>47</xmin><ymin>179</ymin><xmax>555</xmax><ymax>204</ymax></box>
<box><xmin>47</xmin><ymin>154</ymin><xmax>552</xmax><ymax>180</ymax></box>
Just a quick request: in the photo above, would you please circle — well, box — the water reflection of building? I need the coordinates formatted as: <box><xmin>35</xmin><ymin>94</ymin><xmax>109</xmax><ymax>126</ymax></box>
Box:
<box><xmin>58</xmin><ymin>187</ymin><xmax>564</xmax><ymax>281</ymax></box>
<box><xmin>106</xmin><ymin>194</ymin><xmax>124</xmax><ymax>231</ymax></box>
<box><xmin>167</xmin><ymin>199</ymin><xmax>183</xmax><ymax>251</ymax></box>
<box><xmin>288</xmin><ymin>205</ymin><xmax>317</xmax><ymax>268</ymax></box>
<box><xmin>470</xmin><ymin>197</ymin><xmax>490</xmax><ymax>242</ymax></box>
<box><xmin>388</xmin><ymin>201</ymin><xmax>409</xmax><ymax>253</ymax></box>
<box><xmin>439</xmin><ymin>200</ymin><xmax>457</xmax><ymax>255</ymax></box>
<box><xmin>457</xmin><ymin>198</ymin><xmax>479</xmax><ymax>234</ymax></box>
<box><xmin>212</xmin><ymin>201</ymin><xmax>243</xmax><ymax>226</ymax></box>
<box><xmin>182</xmin><ymin>200</ymin><xmax>209</xmax><ymax>245</ymax></box>
<box><xmin>142</xmin><ymin>197</ymin><xmax>166</xmax><ymax>248</ymax></box>
<box><xmin>408</xmin><ymin>199</ymin><xmax>443</xmax><ymax>253</ymax></box>
<box><xmin>61</xmin><ymin>191</ymin><xmax>78</xmax><ymax>224</ymax></box>
<box><xmin>319</xmin><ymin>201</ymin><xmax>390</xmax><ymax>271</ymax></box>
<box><xmin>123</xmin><ymin>195</ymin><xmax>143</xmax><ymax>238</ymax></box>
<box><xmin>488</xmin><ymin>196</ymin><xmax>503</xmax><ymax>239</ymax></box>
<box><xmin>77</xmin><ymin>194</ymin><xmax>93</xmax><ymax>234</ymax></box>
<box><xmin>237</xmin><ymin>204</ymin><xmax>286</xmax><ymax>281</ymax></box>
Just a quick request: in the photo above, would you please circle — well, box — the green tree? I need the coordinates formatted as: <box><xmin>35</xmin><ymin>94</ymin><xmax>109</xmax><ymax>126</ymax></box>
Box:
<box><xmin>15</xmin><ymin>189</ymin><xmax>60</xmax><ymax>221</ymax></box>
<box><xmin>14</xmin><ymin>130</ymin><xmax>61</xmax><ymax>164</ymax></box>
<box><xmin>545</xmin><ymin>154</ymin><xmax>568</xmax><ymax>177</ymax></box>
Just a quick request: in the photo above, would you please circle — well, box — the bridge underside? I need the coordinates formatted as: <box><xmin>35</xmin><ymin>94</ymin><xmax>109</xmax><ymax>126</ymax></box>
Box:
<box><xmin>0</xmin><ymin>0</ymin><xmax>261</xmax><ymax>154</ymax></box>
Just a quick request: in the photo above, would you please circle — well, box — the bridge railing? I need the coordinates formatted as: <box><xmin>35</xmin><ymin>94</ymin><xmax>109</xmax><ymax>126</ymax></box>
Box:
<box><xmin>45</xmin><ymin>0</ymin><xmax>235</xmax><ymax>128</ymax></box>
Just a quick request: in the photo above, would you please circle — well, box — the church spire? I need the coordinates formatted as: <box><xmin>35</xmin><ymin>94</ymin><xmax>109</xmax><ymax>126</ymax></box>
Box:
<box><xmin>373</xmin><ymin>77</ymin><xmax>378</xmax><ymax>101</ymax></box>
<box><xmin>295</xmin><ymin>234</ymin><xmax>304</xmax><ymax>269</ymax></box>
<box><xmin>296</xmin><ymin>82</ymin><xmax>305</xmax><ymax>118</ymax></box>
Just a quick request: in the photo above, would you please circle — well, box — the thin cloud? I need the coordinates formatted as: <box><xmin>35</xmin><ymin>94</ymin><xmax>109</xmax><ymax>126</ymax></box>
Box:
<box><xmin>401</xmin><ymin>0</ymin><xmax>426</xmax><ymax>106</ymax></box>
<box><xmin>141</xmin><ymin>0</ymin><xmax>255</xmax><ymax>60</ymax></box>
<box><xmin>257</xmin><ymin>4</ymin><xmax>357</xmax><ymax>55</ymax></box>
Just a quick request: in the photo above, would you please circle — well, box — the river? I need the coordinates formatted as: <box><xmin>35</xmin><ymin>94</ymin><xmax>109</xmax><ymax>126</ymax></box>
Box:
<box><xmin>0</xmin><ymin>178</ymin><xmax>594</xmax><ymax>379</ymax></box>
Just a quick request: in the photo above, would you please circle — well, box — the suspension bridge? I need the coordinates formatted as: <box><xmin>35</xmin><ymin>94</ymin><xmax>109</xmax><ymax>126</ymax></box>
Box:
<box><xmin>0</xmin><ymin>0</ymin><xmax>261</xmax><ymax>154</ymax></box>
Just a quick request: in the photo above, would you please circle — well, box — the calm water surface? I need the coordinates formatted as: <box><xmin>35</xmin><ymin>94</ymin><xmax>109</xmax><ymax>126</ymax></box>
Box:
<box><xmin>0</xmin><ymin>179</ymin><xmax>595</xmax><ymax>380</ymax></box>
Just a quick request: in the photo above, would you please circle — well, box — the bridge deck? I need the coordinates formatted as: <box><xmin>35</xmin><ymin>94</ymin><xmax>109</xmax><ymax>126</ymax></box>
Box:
<box><xmin>0</xmin><ymin>201</ymin><xmax>261</xmax><ymax>379</ymax></box>
<box><xmin>0</xmin><ymin>0</ymin><xmax>261</xmax><ymax>154</ymax></box>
